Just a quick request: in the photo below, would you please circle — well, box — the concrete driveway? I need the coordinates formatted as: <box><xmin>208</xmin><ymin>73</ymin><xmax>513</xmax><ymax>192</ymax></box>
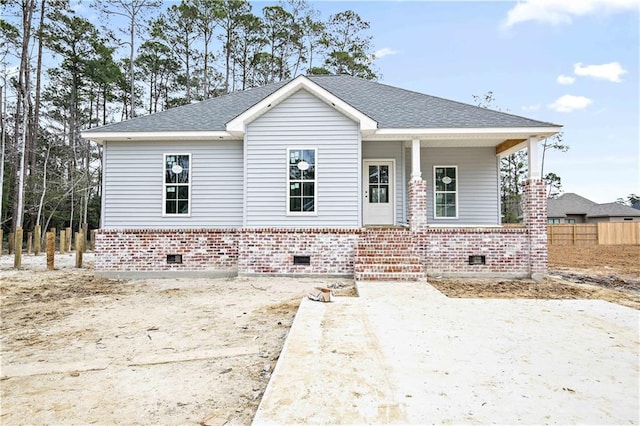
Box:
<box><xmin>253</xmin><ymin>281</ymin><xmax>639</xmax><ymax>425</ymax></box>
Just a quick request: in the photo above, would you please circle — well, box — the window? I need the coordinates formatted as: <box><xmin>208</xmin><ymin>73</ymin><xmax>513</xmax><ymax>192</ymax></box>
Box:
<box><xmin>434</xmin><ymin>166</ymin><xmax>457</xmax><ymax>219</ymax></box>
<box><xmin>164</xmin><ymin>154</ymin><xmax>191</xmax><ymax>215</ymax></box>
<box><xmin>548</xmin><ymin>218</ymin><xmax>561</xmax><ymax>224</ymax></box>
<box><xmin>288</xmin><ymin>148</ymin><xmax>316</xmax><ymax>214</ymax></box>
<box><xmin>565</xmin><ymin>218</ymin><xmax>576</xmax><ymax>224</ymax></box>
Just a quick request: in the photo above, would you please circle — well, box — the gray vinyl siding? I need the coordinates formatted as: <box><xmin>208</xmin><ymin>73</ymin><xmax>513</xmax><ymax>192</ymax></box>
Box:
<box><xmin>405</xmin><ymin>147</ymin><xmax>500</xmax><ymax>225</ymax></box>
<box><xmin>245</xmin><ymin>89</ymin><xmax>360</xmax><ymax>227</ymax></box>
<box><xmin>102</xmin><ymin>140</ymin><xmax>243</xmax><ymax>228</ymax></box>
<box><xmin>362</xmin><ymin>141</ymin><xmax>405</xmax><ymax>225</ymax></box>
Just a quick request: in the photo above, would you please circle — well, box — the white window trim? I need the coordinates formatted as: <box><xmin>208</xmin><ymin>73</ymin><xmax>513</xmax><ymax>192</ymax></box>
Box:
<box><xmin>286</xmin><ymin>147</ymin><xmax>318</xmax><ymax>216</ymax></box>
<box><xmin>162</xmin><ymin>153</ymin><xmax>192</xmax><ymax>217</ymax></box>
<box><xmin>433</xmin><ymin>165</ymin><xmax>458</xmax><ymax>220</ymax></box>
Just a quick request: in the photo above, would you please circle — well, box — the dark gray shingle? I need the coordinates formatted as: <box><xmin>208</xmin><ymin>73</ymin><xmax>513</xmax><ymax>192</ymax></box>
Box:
<box><xmin>84</xmin><ymin>75</ymin><xmax>557</xmax><ymax>134</ymax></box>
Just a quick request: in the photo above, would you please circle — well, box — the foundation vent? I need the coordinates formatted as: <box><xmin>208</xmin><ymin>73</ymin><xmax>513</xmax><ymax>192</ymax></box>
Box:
<box><xmin>167</xmin><ymin>254</ymin><xmax>183</xmax><ymax>264</ymax></box>
<box><xmin>468</xmin><ymin>255</ymin><xmax>486</xmax><ymax>265</ymax></box>
<box><xmin>293</xmin><ymin>255</ymin><xmax>311</xmax><ymax>266</ymax></box>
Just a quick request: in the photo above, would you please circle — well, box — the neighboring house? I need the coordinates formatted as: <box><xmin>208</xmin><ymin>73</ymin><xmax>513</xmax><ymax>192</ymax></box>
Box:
<box><xmin>548</xmin><ymin>193</ymin><xmax>640</xmax><ymax>224</ymax></box>
<box><xmin>82</xmin><ymin>75</ymin><xmax>561</xmax><ymax>280</ymax></box>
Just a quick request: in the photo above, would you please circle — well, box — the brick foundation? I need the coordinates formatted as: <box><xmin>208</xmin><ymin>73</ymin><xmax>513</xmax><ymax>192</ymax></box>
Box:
<box><xmin>417</xmin><ymin>227</ymin><xmax>530</xmax><ymax>276</ymax></box>
<box><xmin>238</xmin><ymin>228</ymin><xmax>359</xmax><ymax>276</ymax></box>
<box><xmin>95</xmin><ymin>229</ymin><xmax>238</xmax><ymax>272</ymax></box>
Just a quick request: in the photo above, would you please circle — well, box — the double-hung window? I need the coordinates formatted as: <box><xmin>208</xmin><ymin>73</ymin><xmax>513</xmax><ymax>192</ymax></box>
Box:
<box><xmin>288</xmin><ymin>148</ymin><xmax>316</xmax><ymax>214</ymax></box>
<box><xmin>164</xmin><ymin>154</ymin><xmax>191</xmax><ymax>215</ymax></box>
<box><xmin>434</xmin><ymin>166</ymin><xmax>457</xmax><ymax>219</ymax></box>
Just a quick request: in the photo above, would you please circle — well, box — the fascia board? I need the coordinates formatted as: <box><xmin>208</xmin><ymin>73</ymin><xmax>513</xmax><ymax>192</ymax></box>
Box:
<box><xmin>81</xmin><ymin>131</ymin><xmax>235</xmax><ymax>143</ymax></box>
<box><xmin>226</xmin><ymin>75</ymin><xmax>378</xmax><ymax>133</ymax></box>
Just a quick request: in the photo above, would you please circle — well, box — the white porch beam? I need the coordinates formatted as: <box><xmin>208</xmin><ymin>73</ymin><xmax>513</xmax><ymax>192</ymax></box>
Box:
<box><xmin>527</xmin><ymin>136</ymin><xmax>541</xmax><ymax>179</ymax></box>
<box><xmin>411</xmin><ymin>139</ymin><xmax>422</xmax><ymax>179</ymax></box>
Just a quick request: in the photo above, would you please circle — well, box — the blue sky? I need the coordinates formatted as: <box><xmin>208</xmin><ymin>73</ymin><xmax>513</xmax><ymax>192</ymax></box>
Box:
<box><xmin>306</xmin><ymin>0</ymin><xmax>638</xmax><ymax>203</ymax></box>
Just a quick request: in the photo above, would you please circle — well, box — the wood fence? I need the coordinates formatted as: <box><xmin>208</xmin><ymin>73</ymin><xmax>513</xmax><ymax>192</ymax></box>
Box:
<box><xmin>548</xmin><ymin>223</ymin><xmax>640</xmax><ymax>245</ymax></box>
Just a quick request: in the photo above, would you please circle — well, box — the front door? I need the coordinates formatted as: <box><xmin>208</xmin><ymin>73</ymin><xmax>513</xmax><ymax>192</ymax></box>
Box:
<box><xmin>363</xmin><ymin>160</ymin><xmax>395</xmax><ymax>225</ymax></box>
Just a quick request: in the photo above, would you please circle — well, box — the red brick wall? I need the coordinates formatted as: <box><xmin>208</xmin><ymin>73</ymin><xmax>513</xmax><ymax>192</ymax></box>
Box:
<box><xmin>408</xmin><ymin>179</ymin><xmax>428</xmax><ymax>232</ymax></box>
<box><xmin>417</xmin><ymin>227</ymin><xmax>530</xmax><ymax>276</ymax></box>
<box><xmin>238</xmin><ymin>228</ymin><xmax>360</xmax><ymax>275</ymax></box>
<box><xmin>95</xmin><ymin>229</ymin><xmax>238</xmax><ymax>272</ymax></box>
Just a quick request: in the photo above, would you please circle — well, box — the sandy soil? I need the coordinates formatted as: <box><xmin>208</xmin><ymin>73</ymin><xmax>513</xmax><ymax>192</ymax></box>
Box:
<box><xmin>0</xmin><ymin>253</ymin><xmax>354</xmax><ymax>425</ymax></box>
<box><xmin>1</xmin><ymin>245</ymin><xmax>637</xmax><ymax>425</ymax></box>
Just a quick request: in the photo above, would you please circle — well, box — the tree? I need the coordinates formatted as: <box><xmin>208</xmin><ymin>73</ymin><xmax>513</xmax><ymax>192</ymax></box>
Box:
<box><xmin>216</xmin><ymin>0</ymin><xmax>252</xmax><ymax>93</ymax></box>
<box><xmin>616</xmin><ymin>194</ymin><xmax>640</xmax><ymax>206</ymax></box>
<box><xmin>544</xmin><ymin>172</ymin><xmax>562</xmax><ymax>199</ymax></box>
<box><xmin>189</xmin><ymin>0</ymin><xmax>223</xmax><ymax>99</ymax></box>
<box><xmin>321</xmin><ymin>10</ymin><xmax>376</xmax><ymax>80</ymax></box>
<box><xmin>93</xmin><ymin>0</ymin><xmax>162</xmax><ymax>119</ymax></box>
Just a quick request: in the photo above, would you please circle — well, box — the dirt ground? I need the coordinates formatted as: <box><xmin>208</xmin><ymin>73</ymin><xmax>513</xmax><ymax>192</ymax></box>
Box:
<box><xmin>0</xmin><ymin>254</ymin><xmax>354</xmax><ymax>425</ymax></box>
<box><xmin>1</xmin><ymin>245</ymin><xmax>638</xmax><ymax>425</ymax></box>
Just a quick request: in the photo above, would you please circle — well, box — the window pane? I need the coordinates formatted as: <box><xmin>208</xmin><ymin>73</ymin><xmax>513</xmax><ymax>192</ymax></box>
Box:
<box><xmin>166</xmin><ymin>200</ymin><xmax>176</xmax><ymax>214</ymax></box>
<box><xmin>177</xmin><ymin>186</ymin><xmax>189</xmax><ymax>199</ymax></box>
<box><xmin>290</xmin><ymin>183</ymin><xmax>301</xmax><ymax>196</ymax></box>
<box><xmin>302</xmin><ymin>149</ymin><xmax>315</xmax><ymax>164</ymax></box>
<box><xmin>289</xmin><ymin>166</ymin><xmax>301</xmax><ymax>180</ymax></box>
<box><xmin>289</xmin><ymin>150</ymin><xmax>301</xmax><ymax>165</ymax></box>
<box><xmin>303</xmin><ymin>197</ymin><xmax>314</xmax><ymax>212</ymax></box>
<box><xmin>303</xmin><ymin>182</ymin><xmax>314</xmax><ymax>197</ymax></box>
<box><xmin>370</xmin><ymin>187</ymin><xmax>378</xmax><ymax>203</ymax></box>
<box><xmin>369</xmin><ymin>166</ymin><xmax>379</xmax><ymax>184</ymax></box>
<box><xmin>290</xmin><ymin>197</ymin><xmax>301</xmax><ymax>211</ymax></box>
<box><xmin>178</xmin><ymin>200</ymin><xmax>188</xmax><ymax>214</ymax></box>
<box><xmin>166</xmin><ymin>186</ymin><xmax>177</xmax><ymax>200</ymax></box>
<box><xmin>380</xmin><ymin>166</ymin><xmax>389</xmax><ymax>184</ymax></box>
<box><xmin>302</xmin><ymin>165</ymin><xmax>315</xmax><ymax>180</ymax></box>
<box><xmin>379</xmin><ymin>185</ymin><xmax>388</xmax><ymax>203</ymax></box>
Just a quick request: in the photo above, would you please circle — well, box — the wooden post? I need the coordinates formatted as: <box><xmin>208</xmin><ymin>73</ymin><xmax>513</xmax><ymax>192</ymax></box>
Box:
<box><xmin>75</xmin><ymin>232</ymin><xmax>83</xmax><ymax>268</ymax></box>
<box><xmin>572</xmin><ymin>225</ymin><xmax>576</xmax><ymax>245</ymax></box>
<box><xmin>27</xmin><ymin>232</ymin><xmax>33</xmax><ymax>254</ymax></box>
<box><xmin>60</xmin><ymin>229</ymin><xmax>66</xmax><ymax>254</ymax></box>
<box><xmin>65</xmin><ymin>227</ymin><xmax>72</xmax><ymax>251</ymax></box>
<box><xmin>46</xmin><ymin>232</ymin><xmax>55</xmax><ymax>270</ymax></box>
<box><xmin>14</xmin><ymin>228</ymin><xmax>23</xmax><ymax>269</ymax></box>
<box><xmin>82</xmin><ymin>223</ymin><xmax>88</xmax><ymax>251</ymax></box>
<box><xmin>8</xmin><ymin>232</ymin><xmax>14</xmax><ymax>254</ymax></box>
<box><xmin>34</xmin><ymin>225</ymin><xmax>41</xmax><ymax>255</ymax></box>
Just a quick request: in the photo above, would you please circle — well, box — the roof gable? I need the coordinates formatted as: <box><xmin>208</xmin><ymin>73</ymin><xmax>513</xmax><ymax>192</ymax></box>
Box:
<box><xmin>226</xmin><ymin>76</ymin><xmax>377</xmax><ymax>134</ymax></box>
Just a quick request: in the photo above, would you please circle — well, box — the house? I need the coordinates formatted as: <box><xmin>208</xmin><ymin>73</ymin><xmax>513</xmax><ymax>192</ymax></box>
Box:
<box><xmin>81</xmin><ymin>75</ymin><xmax>561</xmax><ymax>280</ymax></box>
<box><xmin>548</xmin><ymin>193</ymin><xmax>640</xmax><ymax>224</ymax></box>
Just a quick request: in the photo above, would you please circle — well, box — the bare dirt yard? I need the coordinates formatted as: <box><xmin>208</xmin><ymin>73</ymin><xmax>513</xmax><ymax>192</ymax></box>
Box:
<box><xmin>1</xmin><ymin>245</ymin><xmax>638</xmax><ymax>425</ymax></box>
<box><xmin>0</xmin><ymin>254</ymin><xmax>354</xmax><ymax>425</ymax></box>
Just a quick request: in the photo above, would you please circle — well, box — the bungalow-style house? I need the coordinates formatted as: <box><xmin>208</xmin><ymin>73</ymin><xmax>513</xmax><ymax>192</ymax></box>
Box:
<box><xmin>82</xmin><ymin>75</ymin><xmax>561</xmax><ymax>280</ymax></box>
<box><xmin>548</xmin><ymin>193</ymin><xmax>640</xmax><ymax>224</ymax></box>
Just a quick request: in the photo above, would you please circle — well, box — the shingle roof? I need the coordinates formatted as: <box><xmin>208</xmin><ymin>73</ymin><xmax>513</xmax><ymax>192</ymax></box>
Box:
<box><xmin>548</xmin><ymin>193</ymin><xmax>640</xmax><ymax>218</ymax></box>
<box><xmin>84</xmin><ymin>75</ymin><xmax>557</xmax><ymax>134</ymax></box>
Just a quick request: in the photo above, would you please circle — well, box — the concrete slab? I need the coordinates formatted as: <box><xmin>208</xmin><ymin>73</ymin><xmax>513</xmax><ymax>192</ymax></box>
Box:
<box><xmin>253</xmin><ymin>281</ymin><xmax>639</xmax><ymax>425</ymax></box>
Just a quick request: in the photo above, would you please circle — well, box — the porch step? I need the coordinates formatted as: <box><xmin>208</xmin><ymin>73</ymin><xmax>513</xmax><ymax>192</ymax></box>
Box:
<box><xmin>354</xmin><ymin>228</ymin><xmax>425</xmax><ymax>281</ymax></box>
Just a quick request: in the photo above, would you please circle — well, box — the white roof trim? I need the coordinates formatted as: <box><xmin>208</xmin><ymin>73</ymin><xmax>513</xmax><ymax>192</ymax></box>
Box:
<box><xmin>365</xmin><ymin>126</ymin><xmax>561</xmax><ymax>141</ymax></box>
<box><xmin>81</xmin><ymin>131</ymin><xmax>235</xmax><ymax>143</ymax></box>
<box><xmin>225</xmin><ymin>75</ymin><xmax>378</xmax><ymax>133</ymax></box>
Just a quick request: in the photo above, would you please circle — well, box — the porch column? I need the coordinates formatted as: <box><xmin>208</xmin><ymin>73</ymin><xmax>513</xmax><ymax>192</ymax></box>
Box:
<box><xmin>527</xmin><ymin>136</ymin><xmax>541</xmax><ymax>179</ymax></box>
<box><xmin>523</xmin><ymin>178</ymin><xmax>548</xmax><ymax>280</ymax></box>
<box><xmin>411</xmin><ymin>139</ymin><xmax>422</xmax><ymax>179</ymax></box>
<box><xmin>408</xmin><ymin>139</ymin><xmax>427</xmax><ymax>232</ymax></box>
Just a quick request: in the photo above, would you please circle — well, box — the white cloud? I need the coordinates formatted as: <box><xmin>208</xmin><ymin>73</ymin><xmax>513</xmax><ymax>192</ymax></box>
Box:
<box><xmin>573</xmin><ymin>62</ymin><xmax>627</xmax><ymax>82</ymax></box>
<box><xmin>556</xmin><ymin>74</ymin><xmax>575</xmax><ymax>85</ymax></box>
<box><xmin>374</xmin><ymin>48</ymin><xmax>398</xmax><ymax>59</ymax></box>
<box><xmin>522</xmin><ymin>104</ymin><xmax>541</xmax><ymax>112</ymax></box>
<box><xmin>548</xmin><ymin>95</ymin><xmax>593</xmax><ymax>112</ymax></box>
<box><xmin>502</xmin><ymin>0</ymin><xmax>639</xmax><ymax>28</ymax></box>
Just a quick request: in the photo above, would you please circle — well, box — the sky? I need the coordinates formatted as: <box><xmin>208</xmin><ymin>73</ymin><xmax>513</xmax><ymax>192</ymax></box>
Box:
<box><xmin>50</xmin><ymin>0</ymin><xmax>640</xmax><ymax>204</ymax></box>
<box><xmin>303</xmin><ymin>0</ymin><xmax>638</xmax><ymax>204</ymax></box>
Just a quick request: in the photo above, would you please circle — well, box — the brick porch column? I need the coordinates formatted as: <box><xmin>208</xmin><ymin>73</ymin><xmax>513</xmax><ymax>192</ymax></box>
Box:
<box><xmin>523</xmin><ymin>178</ymin><xmax>548</xmax><ymax>279</ymax></box>
<box><xmin>408</xmin><ymin>178</ymin><xmax>427</xmax><ymax>232</ymax></box>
